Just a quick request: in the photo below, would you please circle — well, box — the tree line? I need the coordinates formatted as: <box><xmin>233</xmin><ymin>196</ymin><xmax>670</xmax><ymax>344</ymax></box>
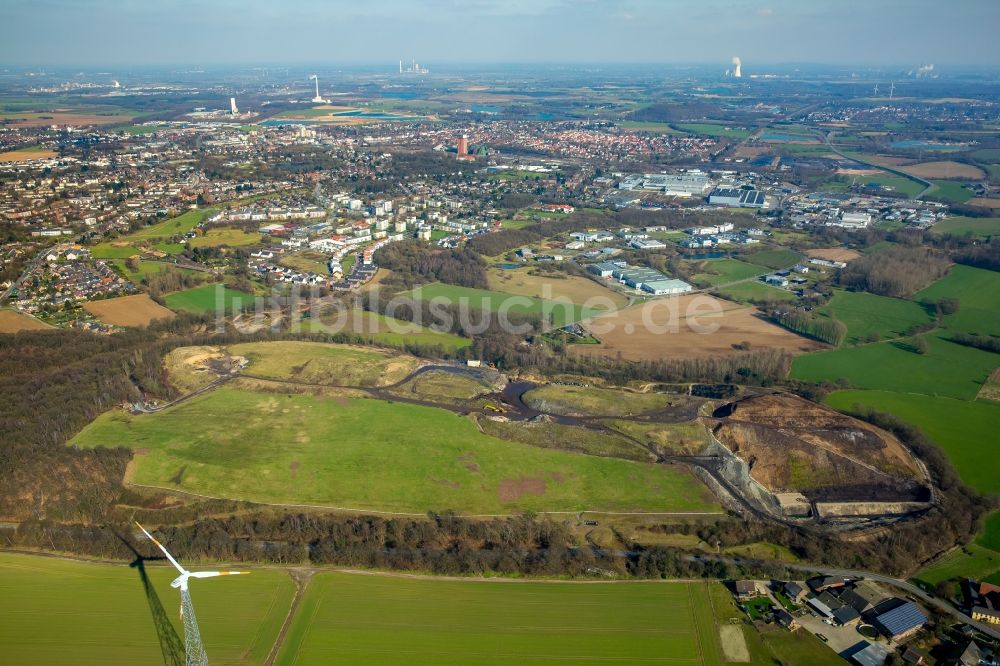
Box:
<box><xmin>839</xmin><ymin>245</ymin><xmax>950</xmax><ymax>298</ymax></box>
<box><xmin>769</xmin><ymin>309</ymin><xmax>847</xmax><ymax>346</ymax></box>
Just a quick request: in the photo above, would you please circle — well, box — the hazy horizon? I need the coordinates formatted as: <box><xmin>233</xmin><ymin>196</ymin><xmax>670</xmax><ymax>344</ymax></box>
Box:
<box><xmin>3</xmin><ymin>0</ymin><xmax>999</xmax><ymax>69</ymax></box>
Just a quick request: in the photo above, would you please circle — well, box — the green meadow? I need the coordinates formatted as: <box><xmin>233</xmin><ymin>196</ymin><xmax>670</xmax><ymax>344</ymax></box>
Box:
<box><xmin>791</xmin><ymin>333</ymin><xmax>996</xmax><ymax>400</ymax></box>
<box><xmin>745</xmin><ymin>248</ymin><xmax>801</xmax><ymax>270</ymax></box>
<box><xmin>276</xmin><ymin>574</ymin><xmax>727</xmax><ymax>665</ymax></box>
<box><xmin>402</xmin><ymin>283</ymin><xmax>602</xmax><ymax>327</ymax></box>
<box><xmin>690</xmin><ymin>258</ymin><xmax>767</xmax><ymax>286</ymax></box>
<box><xmin>916</xmin><ymin>265</ymin><xmax>1000</xmax><ymax>336</ymax></box>
<box><xmin>915</xmin><ymin>545</ymin><xmax>1000</xmax><ymax>587</ymax></box>
<box><xmin>71</xmin><ymin>387</ymin><xmax>718</xmax><ymax>514</ymax></box>
<box><xmin>0</xmin><ymin>552</ymin><xmax>293</xmax><ymax>666</ymax></box>
<box><xmin>304</xmin><ymin>308</ymin><xmax>472</xmax><ymax>350</ymax></box>
<box><xmin>818</xmin><ymin>290</ymin><xmax>935</xmax><ymax>345</ymax></box>
<box><xmin>716</xmin><ymin>280</ymin><xmax>796</xmax><ymax>304</ymax></box>
<box><xmin>824</xmin><ymin>390</ymin><xmax>1000</xmax><ymax>494</ymax></box>
<box><xmin>932</xmin><ymin>216</ymin><xmax>1000</xmax><ymax>237</ymax></box>
<box><xmin>675</xmin><ymin>123</ymin><xmax>751</xmax><ymax>139</ymax></box>
<box><xmin>929</xmin><ymin>180</ymin><xmax>974</xmax><ymax>203</ymax></box>
<box><xmin>163</xmin><ymin>284</ymin><xmax>257</xmax><ymax>314</ymax></box>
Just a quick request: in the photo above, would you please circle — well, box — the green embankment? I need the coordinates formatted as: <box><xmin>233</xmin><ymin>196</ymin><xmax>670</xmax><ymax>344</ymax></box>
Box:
<box><xmin>71</xmin><ymin>387</ymin><xmax>718</xmax><ymax>514</ymax></box>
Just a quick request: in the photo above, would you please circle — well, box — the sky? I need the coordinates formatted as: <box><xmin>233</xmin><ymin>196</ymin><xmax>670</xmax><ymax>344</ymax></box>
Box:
<box><xmin>2</xmin><ymin>0</ymin><xmax>999</xmax><ymax>69</ymax></box>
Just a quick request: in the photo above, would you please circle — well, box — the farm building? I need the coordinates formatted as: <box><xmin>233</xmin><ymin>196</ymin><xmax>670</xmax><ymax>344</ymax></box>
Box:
<box><xmin>783</xmin><ymin>581</ymin><xmax>806</xmax><ymax>603</ymax></box>
<box><xmin>965</xmin><ymin>581</ymin><xmax>1000</xmax><ymax>625</ymax></box>
<box><xmin>775</xmin><ymin>609</ymin><xmax>798</xmax><ymax>630</ymax></box>
<box><xmin>872</xmin><ymin>600</ymin><xmax>927</xmax><ymax>640</ymax></box>
<box><xmin>833</xmin><ymin>605</ymin><xmax>861</xmax><ymax>626</ymax></box>
<box><xmin>808</xmin><ymin>576</ymin><xmax>847</xmax><ymax>594</ymax></box>
<box><xmin>709</xmin><ymin>188</ymin><xmax>766</xmax><ymax>208</ymax></box>
<box><xmin>847</xmin><ymin>641</ymin><xmax>891</xmax><ymax>666</ymax></box>
<box><xmin>732</xmin><ymin>580</ymin><xmax>758</xmax><ymax>601</ymax></box>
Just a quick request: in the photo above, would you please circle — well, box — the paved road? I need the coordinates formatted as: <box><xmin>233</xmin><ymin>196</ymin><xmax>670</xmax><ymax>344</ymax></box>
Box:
<box><xmin>690</xmin><ymin>553</ymin><xmax>1000</xmax><ymax>640</ymax></box>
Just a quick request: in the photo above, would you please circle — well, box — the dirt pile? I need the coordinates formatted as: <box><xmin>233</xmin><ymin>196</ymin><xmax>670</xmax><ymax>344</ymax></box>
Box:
<box><xmin>712</xmin><ymin>394</ymin><xmax>928</xmax><ymax>502</ymax></box>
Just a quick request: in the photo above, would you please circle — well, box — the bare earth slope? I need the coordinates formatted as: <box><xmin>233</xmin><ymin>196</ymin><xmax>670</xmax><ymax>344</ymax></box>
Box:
<box><xmin>712</xmin><ymin>393</ymin><xmax>927</xmax><ymax>502</ymax></box>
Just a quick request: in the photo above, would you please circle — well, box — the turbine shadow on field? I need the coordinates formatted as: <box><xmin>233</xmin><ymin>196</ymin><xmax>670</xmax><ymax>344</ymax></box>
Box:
<box><xmin>116</xmin><ymin>532</ymin><xmax>185</xmax><ymax>666</ymax></box>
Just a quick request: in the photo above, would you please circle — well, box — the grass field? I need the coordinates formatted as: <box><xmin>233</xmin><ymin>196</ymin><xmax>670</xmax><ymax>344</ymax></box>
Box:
<box><xmin>403</xmin><ymin>283</ymin><xmax>603</xmax><ymax>327</ymax></box>
<box><xmin>307</xmin><ymin>308</ymin><xmax>472</xmax><ymax>350</ymax></box>
<box><xmin>929</xmin><ymin>180</ymin><xmax>974</xmax><ymax>203</ymax></box>
<box><xmin>228</xmin><ymin>340</ymin><xmax>422</xmax><ymax>386</ymax></box>
<box><xmin>91</xmin><ymin>209</ymin><xmax>215</xmax><ymax>259</ymax></box>
<box><xmin>112</xmin><ymin>258</ymin><xmax>204</xmax><ymax>283</ymax></box>
<box><xmin>279</xmin><ymin>251</ymin><xmax>330</xmax><ymax>276</ymax></box>
<box><xmin>744</xmin><ymin>249</ymin><xmax>801</xmax><ymax>270</ymax></box>
<box><xmin>838</xmin><ymin>174</ymin><xmax>925</xmax><ymax>198</ymax></box>
<box><xmin>82</xmin><ymin>294</ymin><xmax>176</xmax><ymax>327</ymax></box>
<box><xmin>618</xmin><ymin>120</ymin><xmax>683</xmax><ymax>134</ymax></box>
<box><xmin>901</xmin><ymin>161</ymin><xmax>985</xmax><ymax>180</ymax></box>
<box><xmin>931</xmin><ymin>216</ymin><xmax>1000</xmax><ymax>237</ymax></box>
<box><xmin>914</xmin><ymin>545</ymin><xmax>1000</xmax><ymax>587</ymax></box>
<box><xmin>189</xmin><ymin>227</ymin><xmax>262</xmax><ymax>248</ymax></box>
<box><xmin>916</xmin><ymin>265</ymin><xmax>1000</xmax><ymax>336</ymax></box>
<box><xmin>824</xmin><ymin>390</ymin><xmax>1000</xmax><ymax>494</ymax></box>
<box><xmin>675</xmin><ymin>123</ymin><xmax>751</xmax><ymax>139</ymax></box>
<box><xmin>818</xmin><ymin>290</ymin><xmax>934</xmax><ymax>345</ymax></box>
<box><xmin>522</xmin><ymin>384</ymin><xmax>681</xmax><ymax>417</ymax></box>
<box><xmin>163</xmin><ymin>284</ymin><xmax>257</xmax><ymax>314</ymax></box>
<box><xmin>690</xmin><ymin>259</ymin><xmax>767</xmax><ymax>286</ymax></box>
<box><xmin>0</xmin><ymin>308</ymin><xmax>50</xmax><ymax>332</ymax></box>
<box><xmin>979</xmin><ymin>511</ymin><xmax>1000</xmax><ymax>552</ymax></box>
<box><xmin>276</xmin><ymin>574</ymin><xmax>726</xmax><ymax>665</ymax></box>
<box><xmin>486</xmin><ymin>268</ymin><xmax>628</xmax><ymax>309</ymax></box>
<box><xmin>791</xmin><ymin>332</ymin><xmax>997</xmax><ymax>400</ymax></box>
<box><xmin>70</xmin><ymin>387</ymin><xmax>718</xmax><ymax>514</ymax></box>
<box><xmin>716</xmin><ymin>281</ymin><xmax>796</xmax><ymax>304</ymax></box>
<box><xmin>0</xmin><ymin>552</ymin><xmax>293</xmax><ymax>666</ymax></box>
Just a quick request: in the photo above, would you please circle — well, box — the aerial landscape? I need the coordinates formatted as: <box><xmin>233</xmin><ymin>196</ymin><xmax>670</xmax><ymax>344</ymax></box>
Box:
<box><xmin>2</xmin><ymin>0</ymin><xmax>1000</xmax><ymax>664</ymax></box>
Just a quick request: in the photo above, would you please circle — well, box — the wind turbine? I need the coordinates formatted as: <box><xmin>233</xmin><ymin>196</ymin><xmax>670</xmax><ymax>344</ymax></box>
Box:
<box><xmin>873</xmin><ymin>83</ymin><xmax>879</xmax><ymax>97</ymax></box>
<box><xmin>889</xmin><ymin>82</ymin><xmax>895</xmax><ymax>100</ymax></box>
<box><xmin>136</xmin><ymin>522</ymin><xmax>249</xmax><ymax>666</ymax></box>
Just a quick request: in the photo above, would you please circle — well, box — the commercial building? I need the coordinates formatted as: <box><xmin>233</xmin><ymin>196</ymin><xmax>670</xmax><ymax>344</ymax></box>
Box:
<box><xmin>589</xmin><ymin>261</ymin><xmax>692</xmax><ymax>296</ymax></box>
<box><xmin>709</xmin><ymin>188</ymin><xmax>766</xmax><ymax>208</ymax></box>
<box><xmin>618</xmin><ymin>172</ymin><xmax>710</xmax><ymax>197</ymax></box>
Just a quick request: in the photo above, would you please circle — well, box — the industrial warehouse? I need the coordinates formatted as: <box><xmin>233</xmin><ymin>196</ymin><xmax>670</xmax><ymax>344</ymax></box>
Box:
<box><xmin>709</xmin><ymin>187</ymin><xmax>767</xmax><ymax>208</ymax></box>
<box><xmin>588</xmin><ymin>260</ymin><xmax>693</xmax><ymax>295</ymax></box>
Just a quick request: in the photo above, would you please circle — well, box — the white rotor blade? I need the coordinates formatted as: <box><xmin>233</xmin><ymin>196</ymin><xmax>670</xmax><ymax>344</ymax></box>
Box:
<box><xmin>189</xmin><ymin>571</ymin><xmax>251</xmax><ymax>579</ymax></box>
<box><xmin>135</xmin><ymin>521</ymin><xmax>188</xmax><ymax>575</ymax></box>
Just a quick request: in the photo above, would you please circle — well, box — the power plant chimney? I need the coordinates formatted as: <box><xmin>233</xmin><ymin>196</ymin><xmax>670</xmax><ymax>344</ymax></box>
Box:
<box><xmin>731</xmin><ymin>56</ymin><xmax>742</xmax><ymax>78</ymax></box>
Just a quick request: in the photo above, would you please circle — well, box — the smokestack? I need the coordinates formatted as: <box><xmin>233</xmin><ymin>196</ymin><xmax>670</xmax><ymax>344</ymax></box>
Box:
<box><xmin>731</xmin><ymin>56</ymin><xmax>742</xmax><ymax>78</ymax></box>
<box><xmin>230</xmin><ymin>97</ymin><xmax>238</xmax><ymax>115</ymax></box>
